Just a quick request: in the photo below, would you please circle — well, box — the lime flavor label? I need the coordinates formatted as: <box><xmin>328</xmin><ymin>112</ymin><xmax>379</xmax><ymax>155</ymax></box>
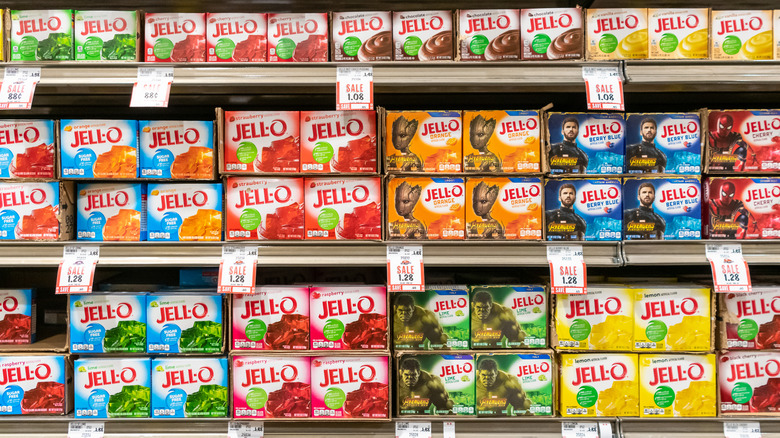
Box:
<box><xmin>11</xmin><ymin>10</ymin><xmax>74</xmax><ymax>61</ymax></box>
<box><xmin>75</xmin><ymin>11</ymin><xmax>137</xmax><ymax>60</ymax></box>
<box><xmin>69</xmin><ymin>294</ymin><xmax>146</xmax><ymax>353</ymax></box>
<box><xmin>74</xmin><ymin>358</ymin><xmax>151</xmax><ymax>418</ymax></box>
<box><xmin>146</xmin><ymin>293</ymin><xmax>222</xmax><ymax>354</ymax></box>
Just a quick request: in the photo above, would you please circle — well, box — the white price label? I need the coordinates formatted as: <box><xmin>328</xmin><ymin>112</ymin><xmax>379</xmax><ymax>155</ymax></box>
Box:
<box><xmin>562</xmin><ymin>422</ymin><xmax>599</xmax><ymax>438</ymax></box>
<box><xmin>228</xmin><ymin>421</ymin><xmax>264</xmax><ymax>438</ymax></box>
<box><xmin>68</xmin><ymin>422</ymin><xmax>105</xmax><ymax>438</ymax></box>
<box><xmin>0</xmin><ymin>67</ymin><xmax>41</xmax><ymax>110</ymax></box>
<box><xmin>56</xmin><ymin>246</ymin><xmax>99</xmax><ymax>294</ymax></box>
<box><xmin>396</xmin><ymin>422</ymin><xmax>432</xmax><ymax>438</ymax></box>
<box><xmin>219</xmin><ymin>245</ymin><xmax>258</xmax><ymax>294</ymax></box>
<box><xmin>443</xmin><ymin>421</ymin><xmax>456</xmax><ymax>438</ymax></box>
<box><xmin>387</xmin><ymin>245</ymin><xmax>424</xmax><ymax>292</ymax></box>
<box><xmin>706</xmin><ymin>244</ymin><xmax>751</xmax><ymax>293</ymax></box>
<box><xmin>582</xmin><ymin>66</ymin><xmax>624</xmax><ymax>111</ymax></box>
<box><xmin>724</xmin><ymin>422</ymin><xmax>761</xmax><ymax>438</ymax></box>
<box><xmin>130</xmin><ymin>67</ymin><xmax>173</xmax><ymax>107</ymax></box>
<box><xmin>337</xmin><ymin>66</ymin><xmax>373</xmax><ymax>110</ymax></box>
<box><xmin>599</xmin><ymin>422</ymin><xmax>613</xmax><ymax>438</ymax></box>
<box><xmin>548</xmin><ymin>245</ymin><xmax>587</xmax><ymax>294</ymax></box>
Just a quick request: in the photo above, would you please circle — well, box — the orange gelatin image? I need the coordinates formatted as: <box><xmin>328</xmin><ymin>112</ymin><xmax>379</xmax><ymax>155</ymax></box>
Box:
<box><xmin>19</xmin><ymin>206</ymin><xmax>58</xmax><ymax>239</ymax></box>
<box><xmin>103</xmin><ymin>209</ymin><xmax>141</xmax><ymax>241</ymax></box>
<box><xmin>171</xmin><ymin>146</ymin><xmax>214</xmax><ymax>179</ymax></box>
<box><xmin>179</xmin><ymin>209</ymin><xmax>222</xmax><ymax>241</ymax></box>
<box><xmin>93</xmin><ymin>145</ymin><xmax>137</xmax><ymax>178</ymax></box>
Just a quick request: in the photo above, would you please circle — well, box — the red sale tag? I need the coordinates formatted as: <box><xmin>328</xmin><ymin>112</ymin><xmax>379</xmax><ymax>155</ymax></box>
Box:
<box><xmin>0</xmin><ymin>67</ymin><xmax>41</xmax><ymax>110</ymax></box>
<box><xmin>130</xmin><ymin>67</ymin><xmax>173</xmax><ymax>107</ymax></box>
<box><xmin>582</xmin><ymin>66</ymin><xmax>624</xmax><ymax>111</ymax></box>
<box><xmin>548</xmin><ymin>245</ymin><xmax>587</xmax><ymax>294</ymax></box>
<box><xmin>219</xmin><ymin>245</ymin><xmax>258</xmax><ymax>294</ymax></box>
<box><xmin>56</xmin><ymin>246</ymin><xmax>99</xmax><ymax>294</ymax></box>
<box><xmin>336</xmin><ymin>66</ymin><xmax>373</xmax><ymax>110</ymax></box>
<box><xmin>707</xmin><ymin>244</ymin><xmax>751</xmax><ymax>293</ymax></box>
<box><xmin>387</xmin><ymin>245</ymin><xmax>424</xmax><ymax>292</ymax></box>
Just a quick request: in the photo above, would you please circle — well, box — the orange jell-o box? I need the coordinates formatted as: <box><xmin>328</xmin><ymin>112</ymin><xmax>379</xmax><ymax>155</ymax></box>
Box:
<box><xmin>387</xmin><ymin>177</ymin><xmax>465</xmax><ymax>240</ymax></box>
<box><xmin>466</xmin><ymin>177</ymin><xmax>543</xmax><ymax>240</ymax></box>
<box><xmin>385</xmin><ymin>111</ymin><xmax>462</xmax><ymax>173</ymax></box>
<box><xmin>463</xmin><ymin>110</ymin><xmax>541</xmax><ymax>173</ymax></box>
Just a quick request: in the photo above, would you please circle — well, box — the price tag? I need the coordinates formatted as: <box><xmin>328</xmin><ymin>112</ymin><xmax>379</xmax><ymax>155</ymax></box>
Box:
<box><xmin>130</xmin><ymin>67</ymin><xmax>173</xmax><ymax>107</ymax></box>
<box><xmin>0</xmin><ymin>67</ymin><xmax>41</xmax><ymax>110</ymax></box>
<box><xmin>387</xmin><ymin>245</ymin><xmax>424</xmax><ymax>292</ymax></box>
<box><xmin>68</xmin><ymin>422</ymin><xmax>105</xmax><ymax>438</ymax></box>
<box><xmin>218</xmin><ymin>245</ymin><xmax>258</xmax><ymax>294</ymax></box>
<box><xmin>548</xmin><ymin>245</ymin><xmax>587</xmax><ymax>294</ymax></box>
<box><xmin>706</xmin><ymin>244</ymin><xmax>751</xmax><ymax>293</ymax></box>
<box><xmin>724</xmin><ymin>422</ymin><xmax>761</xmax><ymax>438</ymax></box>
<box><xmin>443</xmin><ymin>421</ymin><xmax>456</xmax><ymax>438</ymax></box>
<box><xmin>598</xmin><ymin>422</ymin><xmax>613</xmax><ymax>438</ymax></box>
<box><xmin>562</xmin><ymin>422</ymin><xmax>599</xmax><ymax>438</ymax></box>
<box><xmin>395</xmin><ymin>421</ymin><xmax>432</xmax><ymax>438</ymax></box>
<box><xmin>582</xmin><ymin>66</ymin><xmax>624</xmax><ymax>111</ymax></box>
<box><xmin>228</xmin><ymin>421</ymin><xmax>264</xmax><ymax>438</ymax></box>
<box><xmin>336</xmin><ymin>66</ymin><xmax>373</xmax><ymax>110</ymax></box>
<box><xmin>56</xmin><ymin>246</ymin><xmax>99</xmax><ymax>294</ymax></box>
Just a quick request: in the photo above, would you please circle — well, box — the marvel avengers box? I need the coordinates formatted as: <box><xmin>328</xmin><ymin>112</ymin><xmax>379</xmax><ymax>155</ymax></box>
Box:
<box><xmin>546</xmin><ymin>112</ymin><xmax>625</xmax><ymax>175</ymax></box>
<box><xmin>704</xmin><ymin>177</ymin><xmax>780</xmax><ymax>239</ymax></box>
<box><xmin>544</xmin><ymin>178</ymin><xmax>622</xmax><ymax>241</ymax></box>
<box><xmin>623</xmin><ymin>177</ymin><xmax>702</xmax><ymax>240</ymax></box>
<box><xmin>625</xmin><ymin>113</ymin><xmax>701</xmax><ymax>174</ymax></box>
<box><xmin>708</xmin><ymin>110</ymin><xmax>780</xmax><ymax>172</ymax></box>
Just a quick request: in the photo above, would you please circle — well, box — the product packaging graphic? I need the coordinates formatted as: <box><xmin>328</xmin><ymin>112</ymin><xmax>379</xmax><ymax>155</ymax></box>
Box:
<box><xmin>311</xmin><ymin>356</ymin><xmax>389</xmax><ymax>418</ymax></box>
<box><xmin>232</xmin><ymin>356</ymin><xmax>310</xmax><ymax>418</ymax></box>
<box><xmin>393</xmin><ymin>286</ymin><xmax>469</xmax><ymax>350</ymax></box>
<box><xmin>639</xmin><ymin>354</ymin><xmax>716</xmax><ymax>417</ymax></box>
<box><xmin>555</xmin><ymin>285</ymin><xmax>633</xmax><ymax>351</ymax></box>
<box><xmin>151</xmin><ymin>357</ymin><xmax>228</xmax><ymax>418</ymax></box>
<box><xmin>206</xmin><ymin>13</ymin><xmax>267</xmax><ymax>62</ymax></box>
<box><xmin>466</xmin><ymin>177</ymin><xmax>542</xmax><ymax>240</ymax></box>
<box><xmin>648</xmin><ymin>9</ymin><xmax>709</xmax><ymax>59</ymax></box>
<box><xmin>397</xmin><ymin>354</ymin><xmax>475</xmax><ymax>415</ymax></box>
<box><xmin>300</xmin><ymin>110</ymin><xmax>377</xmax><ymax>173</ymax></box>
<box><xmin>559</xmin><ymin>353</ymin><xmax>639</xmax><ymax>416</ymax></box>
<box><xmin>267</xmin><ymin>13</ymin><xmax>329</xmax><ymax>62</ymax></box>
<box><xmin>721</xmin><ymin>288</ymin><xmax>780</xmax><ymax>349</ymax></box>
<box><xmin>146</xmin><ymin>293</ymin><xmax>222</xmax><ymax>354</ymax></box>
<box><xmin>547</xmin><ymin>113</ymin><xmax>625</xmax><ymax>174</ymax></box>
<box><xmin>310</xmin><ymin>286</ymin><xmax>387</xmax><ymax>350</ymax></box>
<box><xmin>304</xmin><ymin>177</ymin><xmax>382</xmax><ymax>240</ymax></box>
<box><xmin>704</xmin><ymin>177</ymin><xmax>780</xmax><ymax>240</ymax></box>
<box><xmin>586</xmin><ymin>8</ymin><xmax>648</xmax><ymax>60</ymax></box>
<box><xmin>75</xmin><ymin>10</ymin><xmax>138</xmax><ymax>61</ymax></box>
<box><xmin>332</xmin><ymin>11</ymin><xmax>392</xmax><ymax>62</ymax></box>
<box><xmin>223</xmin><ymin>111</ymin><xmax>300</xmax><ymax>173</ymax></box>
<box><xmin>146</xmin><ymin>183</ymin><xmax>222</xmax><ymax>242</ymax></box>
<box><xmin>0</xmin><ymin>289</ymin><xmax>36</xmax><ymax>344</ymax></box>
<box><xmin>463</xmin><ymin>110</ymin><xmax>541</xmax><ymax>173</ymax></box>
<box><xmin>385</xmin><ymin>111</ymin><xmax>462</xmax><ymax>173</ymax></box>
<box><xmin>521</xmin><ymin>8</ymin><xmax>584</xmax><ymax>60</ymax></box>
<box><xmin>10</xmin><ymin>10</ymin><xmax>74</xmax><ymax>61</ymax></box>
<box><xmin>139</xmin><ymin>120</ymin><xmax>214</xmax><ymax>179</ymax></box>
<box><xmin>70</xmin><ymin>293</ymin><xmax>147</xmax><ymax>353</ymax></box>
<box><xmin>708</xmin><ymin>110</ymin><xmax>780</xmax><ymax>172</ymax></box>
<box><xmin>232</xmin><ymin>286</ymin><xmax>310</xmax><ymax>350</ymax></box>
<box><xmin>711</xmin><ymin>11</ymin><xmax>773</xmax><ymax>61</ymax></box>
<box><xmin>387</xmin><ymin>177</ymin><xmax>465</xmax><ymax>240</ymax></box>
<box><xmin>0</xmin><ymin>355</ymin><xmax>66</xmax><ymax>415</ymax></box>
<box><xmin>393</xmin><ymin>11</ymin><xmax>454</xmax><ymax>61</ymax></box>
<box><xmin>60</xmin><ymin>119</ymin><xmax>139</xmax><ymax>179</ymax></box>
<box><xmin>145</xmin><ymin>13</ymin><xmax>206</xmax><ymax>62</ymax></box>
<box><xmin>225</xmin><ymin>177</ymin><xmax>304</xmax><ymax>240</ymax></box>
<box><xmin>625</xmin><ymin>113</ymin><xmax>702</xmax><ymax>174</ymax></box>
<box><xmin>475</xmin><ymin>353</ymin><xmax>554</xmax><ymax>416</ymax></box>
<box><xmin>719</xmin><ymin>351</ymin><xmax>780</xmax><ymax>414</ymax></box>
<box><xmin>77</xmin><ymin>183</ymin><xmax>146</xmax><ymax>241</ymax></box>
<box><xmin>74</xmin><ymin>358</ymin><xmax>151</xmax><ymax>418</ymax></box>
<box><xmin>0</xmin><ymin>120</ymin><xmax>55</xmax><ymax>179</ymax></box>
<box><xmin>622</xmin><ymin>177</ymin><xmax>702</xmax><ymax>241</ymax></box>
<box><xmin>633</xmin><ymin>286</ymin><xmax>712</xmax><ymax>351</ymax></box>
<box><xmin>470</xmin><ymin>285</ymin><xmax>546</xmax><ymax>349</ymax></box>
<box><xmin>0</xmin><ymin>182</ymin><xmax>66</xmax><ymax>240</ymax></box>
<box><xmin>545</xmin><ymin>178</ymin><xmax>622</xmax><ymax>241</ymax></box>
<box><xmin>458</xmin><ymin>9</ymin><xmax>520</xmax><ymax>61</ymax></box>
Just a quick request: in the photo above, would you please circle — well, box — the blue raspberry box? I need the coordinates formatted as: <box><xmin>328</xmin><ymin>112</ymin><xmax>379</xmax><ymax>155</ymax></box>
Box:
<box><xmin>546</xmin><ymin>112</ymin><xmax>625</xmax><ymax>175</ymax></box>
<box><xmin>625</xmin><ymin>113</ymin><xmax>702</xmax><ymax>174</ymax></box>
<box><xmin>623</xmin><ymin>177</ymin><xmax>702</xmax><ymax>240</ymax></box>
<box><xmin>544</xmin><ymin>178</ymin><xmax>622</xmax><ymax>241</ymax></box>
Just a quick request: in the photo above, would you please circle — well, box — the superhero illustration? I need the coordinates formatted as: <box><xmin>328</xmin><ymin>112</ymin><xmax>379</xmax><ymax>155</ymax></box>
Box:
<box><xmin>398</xmin><ymin>357</ymin><xmax>453</xmax><ymax>415</ymax></box>
<box><xmin>709</xmin><ymin>180</ymin><xmax>751</xmax><ymax>239</ymax></box>
<box><xmin>623</xmin><ymin>181</ymin><xmax>666</xmax><ymax>240</ymax></box>
<box><xmin>476</xmin><ymin>358</ymin><xmax>531</xmax><ymax>416</ymax></box>
<box><xmin>393</xmin><ymin>294</ymin><xmax>448</xmax><ymax>349</ymax></box>
<box><xmin>545</xmin><ymin>183</ymin><xmax>586</xmax><ymax>240</ymax></box>
<box><xmin>548</xmin><ymin>117</ymin><xmax>589</xmax><ymax>174</ymax></box>
<box><xmin>709</xmin><ymin>113</ymin><xmax>750</xmax><ymax>172</ymax></box>
<box><xmin>471</xmin><ymin>290</ymin><xmax>524</xmax><ymax>345</ymax></box>
<box><xmin>464</xmin><ymin>115</ymin><xmax>501</xmax><ymax>172</ymax></box>
<box><xmin>467</xmin><ymin>181</ymin><xmax>503</xmax><ymax>239</ymax></box>
<box><xmin>626</xmin><ymin>117</ymin><xmax>667</xmax><ymax>173</ymax></box>
<box><xmin>389</xmin><ymin>181</ymin><xmax>427</xmax><ymax>239</ymax></box>
<box><xmin>387</xmin><ymin>116</ymin><xmax>422</xmax><ymax>172</ymax></box>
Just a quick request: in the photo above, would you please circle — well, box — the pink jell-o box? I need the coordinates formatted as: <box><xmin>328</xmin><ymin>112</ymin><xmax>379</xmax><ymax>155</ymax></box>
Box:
<box><xmin>232</xmin><ymin>286</ymin><xmax>310</xmax><ymax>350</ymax></box>
<box><xmin>310</xmin><ymin>285</ymin><xmax>387</xmax><ymax>350</ymax></box>
<box><xmin>311</xmin><ymin>356</ymin><xmax>389</xmax><ymax>418</ymax></box>
<box><xmin>232</xmin><ymin>355</ymin><xmax>311</xmax><ymax>418</ymax></box>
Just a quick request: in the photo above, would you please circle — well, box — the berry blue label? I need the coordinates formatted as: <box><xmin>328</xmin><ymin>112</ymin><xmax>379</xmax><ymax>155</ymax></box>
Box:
<box><xmin>547</xmin><ymin>113</ymin><xmax>625</xmax><ymax>175</ymax></box>
<box><xmin>545</xmin><ymin>178</ymin><xmax>622</xmax><ymax>241</ymax></box>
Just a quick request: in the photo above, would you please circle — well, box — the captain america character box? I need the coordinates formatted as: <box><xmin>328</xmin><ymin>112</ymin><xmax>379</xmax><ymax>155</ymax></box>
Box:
<box><xmin>544</xmin><ymin>178</ymin><xmax>621</xmax><ymax>241</ymax></box>
<box><xmin>546</xmin><ymin>113</ymin><xmax>624</xmax><ymax>175</ymax></box>
<box><xmin>623</xmin><ymin>177</ymin><xmax>702</xmax><ymax>241</ymax></box>
<box><xmin>704</xmin><ymin>177</ymin><xmax>780</xmax><ymax>240</ymax></box>
<box><xmin>625</xmin><ymin>113</ymin><xmax>701</xmax><ymax>174</ymax></box>
<box><xmin>708</xmin><ymin>110</ymin><xmax>780</xmax><ymax>172</ymax></box>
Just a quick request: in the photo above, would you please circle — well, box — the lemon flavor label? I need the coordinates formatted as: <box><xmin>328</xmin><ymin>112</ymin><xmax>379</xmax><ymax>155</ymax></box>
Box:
<box><xmin>560</xmin><ymin>353</ymin><xmax>639</xmax><ymax>416</ymax></box>
<box><xmin>555</xmin><ymin>286</ymin><xmax>633</xmax><ymax>350</ymax></box>
<box><xmin>639</xmin><ymin>354</ymin><xmax>716</xmax><ymax>417</ymax></box>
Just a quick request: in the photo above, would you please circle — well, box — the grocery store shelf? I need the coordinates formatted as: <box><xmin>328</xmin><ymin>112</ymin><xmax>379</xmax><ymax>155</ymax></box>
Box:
<box><xmin>619</xmin><ymin>417</ymin><xmax>780</xmax><ymax>438</ymax></box>
<box><xmin>622</xmin><ymin>240</ymin><xmax>780</xmax><ymax>265</ymax></box>
<box><xmin>623</xmin><ymin>60</ymin><xmax>780</xmax><ymax>92</ymax></box>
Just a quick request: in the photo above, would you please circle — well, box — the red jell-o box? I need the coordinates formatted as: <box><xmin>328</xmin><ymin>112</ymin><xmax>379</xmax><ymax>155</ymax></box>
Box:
<box><xmin>300</xmin><ymin>111</ymin><xmax>377</xmax><ymax>173</ymax></box>
<box><xmin>310</xmin><ymin>285</ymin><xmax>387</xmax><ymax>350</ymax></box>
<box><xmin>207</xmin><ymin>13</ymin><xmax>267</xmax><ymax>62</ymax></box>
<box><xmin>223</xmin><ymin>111</ymin><xmax>300</xmax><ymax>173</ymax></box>
<box><xmin>267</xmin><ymin>13</ymin><xmax>329</xmax><ymax>62</ymax></box>
<box><xmin>304</xmin><ymin>177</ymin><xmax>382</xmax><ymax>240</ymax></box>
<box><xmin>226</xmin><ymin>177</ymin><xmax>304</xmax><ymax>240</ymax></box>
<box><xmin>232</xmin><ymin>286</ymin><xmax>309</xmax><ymax>350</ymax></box>
<box><xmin>311</xmin><ymin>356</ymin><xmax>389</xmax><ymax>418</ymax></box>
<box><xmin>145</xmin><ymin>13</ymin><xmax>206</xmax><ymax>62</ymax></box>
<box><xmin>233</xmin><ymin>355</ymin><xmax>310</xmax><ymax>418</ymax></box>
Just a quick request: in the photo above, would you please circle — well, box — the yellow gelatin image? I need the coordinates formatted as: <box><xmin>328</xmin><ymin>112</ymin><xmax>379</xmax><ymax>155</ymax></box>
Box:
<box><xmin>618</xmin><ymin>29</ymin><xmax>648</xmax><ymax>58</ymax></box>
<box><xmin>633</xmin><ymin>287</ymin><xmax>711</xmax><ymax>352</ymax></box>
<box><xmin>560</xmin><ymin>353</ymin><xmax>639</xmax><ymax>417</ymax></box>
<box><xmin>680</xmin><ymin>29</ymin><xmax>709</xmax><ymax>58</ymax></box>
<box><xmin>639</xmin><ymin>354</ymin><xmax>716</xmax><ymax>417</ymax></box>
<box><xmin>556</xmin><ymin>286</ymin><xmax>633</xmax><ymax>351</ymax></box>
<box><xmin>744</xmin><ymin>30</ymin><xmax>772</xmax><ymax>60</ymax></box>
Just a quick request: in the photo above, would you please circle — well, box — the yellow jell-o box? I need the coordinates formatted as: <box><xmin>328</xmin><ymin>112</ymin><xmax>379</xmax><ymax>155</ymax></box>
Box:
<box><xmin>586</xmin><ymin>9</ymin><xmax>648</xmax><ymax>60</ymax></box>
<box><xmin>633</xmin><ymin>287</ymin><xmax>711</xmax><ymax>352</ymax></box>
<box><xmin>555</xmin><ymin>285</ymin><xmax>633</xmax><ymax>351</ymax></box>
<box><xmin>775</xmin><ymin>10</ymin><xmax>780</xmax><ymax>60</ymax></box>
<box><xmin>639</xmin><ymin>354</ymin><xmax>716</xmax><ymax>417</ymax></box>
<box><xmin>711</xmin><ymin>10</ymin><xmax>773</xmax><ymax>60</ymax></box>
<box><xmin>560</xmin><ymin>353</ymin><xmax>639</xmax><ymax>417</ymax></box>
<box><xmin>648</xmin><ymin>9</ymin><xmax>709</xmax><ymax>59</ymax></box>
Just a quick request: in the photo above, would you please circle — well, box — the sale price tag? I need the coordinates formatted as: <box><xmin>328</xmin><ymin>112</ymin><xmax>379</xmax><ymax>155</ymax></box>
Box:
<box><xmin>68</xmin><ymin>422</ymin><xmax>105</xmax><ymax>438</ymax></box>
<box><xmin>724</xmin><ymin>422</ymin><xmax>761</xmax><ymax>438</ymax></box>
<box><xmin>387</xmin><ymin>245</ymin><xmax>424</xmax><ymax>292</ymax></box>
<box><xmin>706</xmin><ymin>244</ymin><xmax>751</xmax><ymax>293</ymax></box>
<box><xmin>56</xmin><ymin>246</ymin><xmax>99</xmax><ymax>294</ymax></box>
<box><xmin>336</xmin><ymin>66</ymin><xmax>373</xmax><ymax>110</ymax></box>
<box><xmin>443</xmin><ymin>421</ymin><xmax>456</xmax><ymax>438</ymax></box>
<box><xmin>0</xmin><ymin>67</ymin><xmax>41</xmax><ymax>110</ymax></box>
<box><xmin>582</xmin><ymin>66</ymin><xmax>624</xmax><ymax>111</ymax></box>
<box><xmin>562</xmin><ymin>422</ymin><xmax>600</xmax><ymax>438</ymax></box>
<box><xmin>219</xmin><ymin>245</ymin><xmax>258</xmax><ymax>294</ymax></box>
<box><xmin>130</xmin><ymin>67</ymin><xmax>173</xmax><ymax>107</ymax></box>
<box><xmin>396</xmin><ymin>422</ymin><xmax>432</xmax><ymax>438</ymax></box>
<box><xmin>548</xmin><ymin>245</ymin><xmax>587</xmax><ymax>294</ymax></box>
<box><xmin>228</xmin><ymin>421</ymin><xmax>264</xmax><ymax>438</ymax></box>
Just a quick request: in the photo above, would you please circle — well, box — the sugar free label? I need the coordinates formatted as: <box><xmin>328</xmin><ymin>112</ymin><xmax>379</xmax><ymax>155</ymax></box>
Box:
<box><xmin>130</xmin><ymin>67</ymin><xmax>173</xmax><ymax>107</ymax></box>
<box><xmin>0</xmin><ymin>67</ymin><xmax>41</xmax><ymax>110</ymax></box>
<box><xmin>219</xmin><ymin>245</ymin><xmax>258</xmax><ymax>294</ymax></box>
<box><xmin>582</xmin><ymin>66</ymin><xmax>624</xmax><ymax>111</ymax></box>
<box><xmin>396</xmin><ymin>422</ymin><xmax>432</xmax><ymax>438</ymax></box>
<box><xmin>68</xmin><ymin>422</ymin><xmax>105</xmax><ymax>438</ymax></box>
<box><xmin>724</xmin><ymin>422</ymin><xmax>761</xmax><ymax>438</ymax></box>
<box><xmin>706</xmin><ymin>244</ymin><xmax>751</xmax><ymax>293</ymax></box>
<box><xmin>562</xmin><ymin>422</ymin><xmax>600</xmax><ymax>438</ymax></box>
<box><xmin>56</xmin><ymin>246</ymin><xmax>100</xmax><ymax>294</ymax></box>
<box><xmin>387</xmin><ymin>245</ymin><xmax>424</xmax><ymax>292</ymax></box>
<box><xmin>548</xmin><ymin>245</ymin><xmax>587</xmax><ymax>294</ymax></box>
<box><xmin>228</xmin><ymin>421</ymin><xmax>264</xmax><ymax>438</ymax></box>
<box><xmin>336</xmin><ymin>66</ymin><xmax>373</xmax><ymax>111</ymax></box>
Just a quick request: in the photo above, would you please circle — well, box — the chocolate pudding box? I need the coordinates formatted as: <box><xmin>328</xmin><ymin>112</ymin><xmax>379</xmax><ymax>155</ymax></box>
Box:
<box><xmin>707</xmin><ymin>110</ymin><xmax>780</xmax><ymax>172</ymax></box>
<box><xmin>718</xmin><ymin>351</ymin><xmax>780</xmax><ymax>415</ymax></box>
<box><xmin>139</xmin><ymin>120</ymin><xmax>215</xmax><ymax>179</ymax></box>
<box><xmin>475</xmin><ymin>353</ymin><xmax>554</xmax><ymax>416</ymax></box>
<box><xmin>545</xmin><ymin>178</ymin><xmax>622</xmax><ymax>241</ymax></box>
<box><xmin>622</xmin><ymin>177</ymin><xmax>702</xmax><ymax>241</ymax></box>
<box><xmin>704</xmin><ymin>177</ymin><xmax>780</xmax><ymax>239</ymax></box>
<box><xmin>206</xmin><ymin>13</ymin><xmax>267</xmax><ymax>62</ymax></box>
<box><xmin>146</xmin><ymin>293</ymin><xmax>223</xmax><ymax>354</ymax></box>
<box><xmin>393</xmin><ymin>11</ymin><xmax>454</xmax><ymax>61</ymax></box>
<box><xmin>69</xmin><ymin>293</ymin><xmax>146</xmax><ymax>353</ymax></box>
<box><xmin>397</xmin><ymin>354</ymin><xmax>475</xmax><ymax>416</ymax></box>
<box><xmin>387</xmin><ymin>177</ymin><xmax>465</xmax><ymax>240</ymax></box>
<box><xmin>458</xmin><ymin>10</ymin><xmax>520</xmax><ymax>61</ymax></box>
<box><xmin>720</xmin><ymin>287</ymin><xmax>780</xmax><ymax>350</ymax></box>
<box><xmin>300</xmin><ymin>110</ymin><xmax>377</xmax><ymax>173</ymax></box>
<box><xmin>393</xmin><ymin>286</ymin><xmax>469</xmax><ymax>350</ymax></box>
<box><xmin>0</xmin><ymin>120</ymin><xmax>56</xmax><ymax>179</ymax></box>
<box><xmin>465</xmin><ymin>177</ymin><xmax>543</xmax><ymax>240</ymax></box>
<box><xmin>232</xmin><ymin>286</ymin><xmax>310</xmax><ymax>350</ymax></box>
<box><xmin>386</xmin><ymin>111</ymin><xmax>462</xmax><ymax>173</ymax></box>
<box><xmin>711</xmin><ymin>10</ymin><xmax>773</xmax><ymax>61</ymax></box>
<box><xmin>151</xmin><ymin>357</ymin><xmax>228</xmax><ymax>418</ymax></box>
<box><xmin>625</xmin><ymin>113</ymin><xmax>701</xmax><ymax>174</ymax></box>
<box><xmin>311</xmin><ymin>356</ymin><xmax>389</xmax><ymax>418</ymax></box>
<box><xmin>222</xmin><ymin>111</ymin><xmax>300</xmax><ymax>173</ymax></box>
<box><xmin>521</xmin><ymin>8</ymin><xmax>584</xmax><ymax>60</ymax></box>
<box><xmin>76</xmin><ymin>183</ymin><xmax>146</xmax><ymax>241</ymax></box>
<box><xmin>74</xmin><ymin>11</ymin><xmax>139</xmax><ymax>61</ymax></box>
<box><xmin>225</xmin><ymin>177</ymin><xmax>304</xmax><ymax>241</ymax></box>
<box><xmin>232</xmin><ymin>356</ymin><xmax>310</xmax><ymax>418</ymax></box>
<box><xmin>304</xmin><ymin>177</ymin><xmax>381</xmax><ymax>240</ymax></box>
<box><xmin>0</xmin><ymin>289</ymin><xmax>36</xmax><ymax>344</ymax></box>
<box><xmin>648</xmin><ymin>9</ymin><xmax>709</xmax><ymax>59</ymax></box>
<box><xmin>74</xmin><ymin>358</ymin><xmax>151</xmax><ymax>418</ymax></box>
<box><xmin>470</xmin><ymin>285</ymin><xmax>546</xmax><ymax>349</ymax></box>
<box><xmin>310</xmin><ymin>285</ymin><xmax>387</xmax><ymax>350</ymax></box>
<box><xmin>332</xmin><ymin>11</ymin><xmax>392</xmax><ymax>62</ymax></box>
<box><xmin>60</xmin><ymin>119</ymin><xmax>139</xmax><ymax>179</ymax></box>
<box><xmin>0</xmin><ymin>355</ymin><xmax>67</xmax><ymax>415</ymax></box>
<box><xmin>546</xmin><ymin>113</ymin><xmax>625</xmax><ymax>175</ymax></box>
<box><xmin>639</xmin><ymin>354</ymin><xmax>716</xmax><ymax>417</ymax></box>
<box><xmin>145</xmin><ymin>13</ymin><xmax>206</xmax><ymax>62</ymax></box>
<box><xmin>586</xmin><ymin>9</ymin><xmax>648</xmax><ymax>60</ymax></box>
<box><xmin>463</xmin><ymin>110</ymin><xmax>541</xmax><ymax>173</ymax></box>
<box><xmin>146</xmin><ymin>183</ymin><xmax>222</xmax><ymax>242</ymax></box>
<box><xmin>267</xmin><ymin>13</ymin><xmax>328</xmax><ymax>62</ymax></box>
<box><xmin>10</xmin><ymin>10</ymin><xmax>74</xmax><ymax>61</ymax></box>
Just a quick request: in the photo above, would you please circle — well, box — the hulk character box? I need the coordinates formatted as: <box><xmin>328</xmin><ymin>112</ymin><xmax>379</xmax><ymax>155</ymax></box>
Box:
<box><xmin>393</xmin><ymin>286</ymin><xmax>470</xmax><ymax>350</ymax></box>
<box><xmin>475</xmin><ymin>353</ymin><xmax>554</xmax><ymax>416</ymax></box>
<box><xmin>470</xmin><ymin>285</ymin><xmax>547</xmax><ymax>349</ymax></box>
<box><xmin>397</xmin><ymin>354</ymin><xmax>475</xmax><ymax>416</ymax></box>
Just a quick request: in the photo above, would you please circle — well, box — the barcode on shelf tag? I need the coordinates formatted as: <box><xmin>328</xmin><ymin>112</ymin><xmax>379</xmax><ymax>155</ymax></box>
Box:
<box><xmin>336</xmin><ymin>66</ymin><xmax>373</xmax><ymax>110</ymax></box>
<box><xmin>548</xmin><ymin>245</ymin><xmax>587</xmax><ymax>294</ymax></box>
<box><xmin>562</xmin><ymin>422</ymin><xmax>599</xmax><ymax>438</ymax></box>
<box><xmin>228</xmin><ymin>421</ymin><xmax>264</xmax><ymax>438</ymax></box>
<box><xmin>218</xmin><ymin>245</ymin><xmax>258</xmax><ymax>294</ymax></box>
<box><xmin>582</xmin><ymin>66</ymin><xmax>624</xmax><ymax>111</ymax></box>
<box><xmin>396</xmin><ymin>421</ymin><xmax>432</xmax><ymax>438</ymax></box>
<box><xmin>0</xmin><ymin>67</ymin><xmax>41</xmax><ymax>110</ymax></box>
<box><xmin>724</xmin><ymin>422</ymin><xmax>761</xmax><ymax>438</ymax></box>
<box><xmin>68</xmin><ymin>421</ymin><xmax>105</xmax><ymax>438</ymax></box>
<box><xmin>443</xmin><ymin>421</ymin><xmax>456</xmax><ymax>438</ymax></box>
<box><xmin>130</xmin><ymin>67</ymin><xmax>173</xmax><ymax>107</ymax></box>
<box><xmin>56</xmin><ymin>246</ymin><xmax>100</xmax><ymax>294</ymax></box>
<box><xmin>387</xmin><ymin>245</ymin><xmax>424</xmax><ymax>292</ymax></box>
<box><xmin>706</xmin><ymin>243</ymin><xmax>751</xmax><ymax>293</ymax></box>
